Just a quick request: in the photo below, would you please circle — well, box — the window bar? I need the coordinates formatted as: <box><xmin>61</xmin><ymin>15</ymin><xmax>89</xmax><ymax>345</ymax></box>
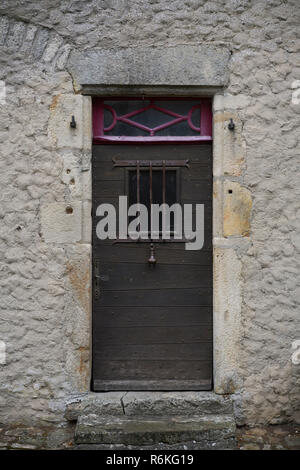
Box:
<box><xmin>162</xmin><ymin>160</ymin><xmax>166</xmax><ymax>239</ymax></box>
<box><xmin>136</xmin><ymin>160</ymin><xmax>140</xmax><ymax>205</ymax></box>
<box><xmin>149</xmin><ymin>162</ymin><xmax>153</xmax><ymax>239</ymax></box>
<box><xmin>149</xmin><ymin>162</ymin><xmax>153</xmax><ymax>206</ymax></box>
<box><xmin>162</xmin><ymin>160</ymin><xmax>166</xmax><ymax>205</ymax></box>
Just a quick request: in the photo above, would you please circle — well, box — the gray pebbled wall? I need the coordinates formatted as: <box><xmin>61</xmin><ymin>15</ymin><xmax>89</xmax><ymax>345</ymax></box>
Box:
<box><xmin>0</xmin><ymin>0</ymin><xmax>299</xmax><ymax>430</ymax></box>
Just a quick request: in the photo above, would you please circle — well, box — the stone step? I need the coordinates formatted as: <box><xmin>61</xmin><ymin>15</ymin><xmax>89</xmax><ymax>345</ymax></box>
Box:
<box><xmin>74</xmin><ymin>414</ymin><xmax>236</xmax><ymax>449</ymax></box>
<box><xmin>122</xmin><ymin>392</ymin><xmax>233</xmax><ymax>417</ymax></box>
<box><xmin>65</xmin><ymin>391</ymin><xmax>233</xmax><ymax>421</ymax></box>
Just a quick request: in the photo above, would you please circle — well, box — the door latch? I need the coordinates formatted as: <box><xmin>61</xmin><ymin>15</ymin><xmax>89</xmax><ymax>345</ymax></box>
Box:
<box><xmin>94</xmin><ymin>260</ymin><xmax>100</xmax><ymax>299</ymax></box>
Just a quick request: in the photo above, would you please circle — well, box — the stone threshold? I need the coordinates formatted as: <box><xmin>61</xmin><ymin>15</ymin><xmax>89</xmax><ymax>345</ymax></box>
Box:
<box><xmin>65</xmin><ymin>391</ymin><xmax>234</xmax><ymax>420</ymax></box>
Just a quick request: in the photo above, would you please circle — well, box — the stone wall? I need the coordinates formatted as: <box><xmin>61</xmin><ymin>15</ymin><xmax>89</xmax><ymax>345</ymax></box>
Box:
<box><xmin>0</xmin><ymin>0</ymin><xmax>299</xmax><ymax>430</ymax></box>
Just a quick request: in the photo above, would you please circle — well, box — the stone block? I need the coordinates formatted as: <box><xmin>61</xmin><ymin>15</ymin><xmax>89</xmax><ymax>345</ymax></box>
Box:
<box><xmin>58</xmin><ymin>149</ymin><xmax>91</xmax><ymax>201</ymax></box>
<box><xmin>20</xmin><ymin>24</ymin><xmax>38</xmax><ymax>52</ymax></box>
<box><xmin>42</xmin><ymin>35</ymin><xmax>63</xmax><ymax>63</ymax></box>
<box><xmin>223</xmin><ymin>114</ymin><xmax>246</xmax><ymax>176</ymax></box>
<box><xmin>224</xmin><ymin>181</ymin><xmax>252</xmax><ymax>237</ymax></box>
<box><xmin>65</xmin><ymin>393</ymin><xmax>125</xmax><ymax>421</ymax></box>
<box><xmin>213</xmin><ymin>93</ymin><xmax>246</xmax><ymax>177</ymax></box>
<box><xmin>82</xmin><ymin>201</ymin><xmax>92</xmax><ymax>243</ymax></box>
<box><xmin>122</xmin><ymin>391</ymin><xmax>233</xmax><ymax>417</ymax></box>
<box><xmin>75</xmin><ymin>414</ymin><xmax>236</xmax><ymax>448</ymax></box>
<box><xmin>40</xmin><ymin>202</ymin><xmax>82</xmax><ymax>243</ymax></box>
<box><xmin>0</xmin><ymin>16</ymin><xmax>9</xmax><ymax>45</ymax></box>
<box><xmin>223</xmin><ymin>93</ymin><xmax>251</xmax><ymax>110</ymax></box>
<box><xmin>68</xmin><ymin>46</ymin><xmax>230</xmax><ymax>87</ymax></box>
<box><xmin>55</xmin><ymin>44</ymin><xmax>72</xmax><ymax>71</ymax></box>
<box><xmin>48</xmin><ymin>94</ymin><xmax>92</xmax><ymax>150</ymax></box>
<box><xmin>214</xmin><ymin>111</ymin><xmax>246</xmax><ymax>176</ymax></box>
<box><xmin>5</xmin><ymin>21</ymin><xmax>26</xmax><ymax>51</ymax></box>
<box><xmin>31</xmin><ymin>28</ymin><xmax>49</xmax><ymax>60</ymax></box>
<box><xmin>65</xmin><ymin>243</ymin><xmax>91</xmax><ymax>317</ymax></box>
<box><xmin>213</xmin><ymin>247</ymin><xmax>242</xmax><ymax>394</ymax></box>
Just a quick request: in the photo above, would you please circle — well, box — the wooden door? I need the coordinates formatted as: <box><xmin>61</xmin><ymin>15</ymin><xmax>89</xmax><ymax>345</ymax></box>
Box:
<box><xmin>92</xmin><ymin>144</ymin><xmax>212</xmax><ymax>390</ymax></box>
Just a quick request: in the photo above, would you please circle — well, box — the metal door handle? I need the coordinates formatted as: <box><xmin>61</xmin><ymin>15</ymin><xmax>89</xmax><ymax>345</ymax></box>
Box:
<box><xmin>148</xmin><ymin>243</ymin><xmax>156</xmax><ymax>266</ymax></box>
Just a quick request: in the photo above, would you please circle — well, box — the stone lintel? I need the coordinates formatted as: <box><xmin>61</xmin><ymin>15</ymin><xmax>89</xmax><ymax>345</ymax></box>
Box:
<box><xmin>68</xmin><ymin>46</ymin><xmax>230</xmax><ymax>88</ymax></box>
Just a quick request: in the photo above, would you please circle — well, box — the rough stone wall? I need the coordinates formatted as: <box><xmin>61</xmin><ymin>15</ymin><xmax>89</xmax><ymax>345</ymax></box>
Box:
<box><xmin>0</xmin><ymin>0</ymin><xmax>299</xmax><ymax>429</ymax></box>
<box><xmin>0</xmin><ymin>12</ymin><xmax>91</xmax><ymax>428</ymax></box>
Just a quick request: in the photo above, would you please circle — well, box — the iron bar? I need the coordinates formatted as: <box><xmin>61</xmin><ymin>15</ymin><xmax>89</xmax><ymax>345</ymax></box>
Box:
<box><xmin>113</xmin><ymin>159</ymin><xmax>189</xmax><ymax>168</ymax></box>
<box><xmin>136</xmin><ymin>160</ymin><xmax>140</xmax><ymax>205</ymax></box>
<box><xmin>149</xmin><ymin>162</ymin><xmax>153</xmax><ymax>206</ymax></box>
<box><xmin>162</xmin><ymin>160</ymin><xmax>166</xmax><ymax>205</ymax></box>
<box><xmin>112</xmin><ymin>238</ymin><xmax>194</xmax><ymax>244</ymax></box>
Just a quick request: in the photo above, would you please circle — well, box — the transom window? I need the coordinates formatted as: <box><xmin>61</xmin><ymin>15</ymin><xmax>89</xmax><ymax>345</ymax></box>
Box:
<box><xmin>92</xmin><ymin>98</ymin><xmax>212</xmax><ymax>143</ymax></box>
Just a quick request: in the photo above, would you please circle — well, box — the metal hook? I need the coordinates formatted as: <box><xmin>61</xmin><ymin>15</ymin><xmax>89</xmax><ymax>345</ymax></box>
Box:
<box><xmin>228</xmin><ymin>118</ymin><xmax>235</xmax><ymax>131</ymax></box>
<box><xmin>70</xmin><ymin>115</ymin><xmax>76</xmax><ymax>128</ymax></box>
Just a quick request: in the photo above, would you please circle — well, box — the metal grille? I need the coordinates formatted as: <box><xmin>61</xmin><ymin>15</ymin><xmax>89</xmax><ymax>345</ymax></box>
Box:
<box><xmin>127</xmin><ymin>161</ymin><xmax>178</xmax><ymax>209</ymax></box>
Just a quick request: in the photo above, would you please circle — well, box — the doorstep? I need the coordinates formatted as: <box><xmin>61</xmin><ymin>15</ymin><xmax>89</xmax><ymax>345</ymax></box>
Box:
<box><xmin>65</xmin><ymin>391</ymin><xmax>236</xmax><ymax>450</ymax></box>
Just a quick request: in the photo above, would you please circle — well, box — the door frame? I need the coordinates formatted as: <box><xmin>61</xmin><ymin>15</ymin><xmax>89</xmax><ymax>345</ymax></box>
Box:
<box><xmin>70</xmin><ymin>91</ymin><xmax>242</xmax><ymax>396</ymax></box>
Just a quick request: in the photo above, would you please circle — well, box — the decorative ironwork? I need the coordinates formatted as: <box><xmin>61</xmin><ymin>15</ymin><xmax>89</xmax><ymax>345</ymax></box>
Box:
<box><xmin>93</xmin><ymin>98</ymin><xmax>212</xmax><ymax>143</ymax></box>
<box><xmin>103</xmin><ymin>101</ymin><xmax>201</xmax><ymax>136</ymax></box>
<box><xmin>112</xmin><ymin>159</ymin><xmax>189</xmax><ymax>168</ymax></box>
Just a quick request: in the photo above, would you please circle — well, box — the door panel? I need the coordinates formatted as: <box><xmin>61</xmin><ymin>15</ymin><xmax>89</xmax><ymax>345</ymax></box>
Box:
<box><xmin>95</xmin><ymin>306</ymin><xmax>212</xmax><ymax>328</ymax></box>
<box><xmin>94</xmin><ymin>263</ymin><xmax>212</xmax><ymax>290</ymax></box>
<box><xmin>92</xmin><ymin>144</ymin><xmax>212</xmax><ymax>390</ymax></box>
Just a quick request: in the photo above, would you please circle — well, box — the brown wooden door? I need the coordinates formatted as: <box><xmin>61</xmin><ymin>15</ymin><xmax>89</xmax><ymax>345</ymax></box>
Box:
<box><xmin>92</xmin><ymin>144</ymin><xmax>212</xmax><ymax>391</ymax></box>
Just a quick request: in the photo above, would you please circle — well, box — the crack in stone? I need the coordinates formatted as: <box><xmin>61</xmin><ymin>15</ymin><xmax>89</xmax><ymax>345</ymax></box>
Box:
<box><xmin>66</xmin><ymin>68</ymin><xmax>80</xmax><ymax>95</ymax></box>
<box><xmin>120</xmin><ymin>392</ymin><xmax>128</xmax><ymax>415</ymax></box>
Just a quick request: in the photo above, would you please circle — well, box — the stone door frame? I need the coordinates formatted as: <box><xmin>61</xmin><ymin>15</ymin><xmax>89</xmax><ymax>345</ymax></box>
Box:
<box><xmin>46</xmin><ymin>46</ymin><xmax>247</xmax><ymax>395</ymax></box>
<box><xmin>71</xmin><ymin>90</ymin><xmax>243</xmax><ymax>395</ymax></box>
